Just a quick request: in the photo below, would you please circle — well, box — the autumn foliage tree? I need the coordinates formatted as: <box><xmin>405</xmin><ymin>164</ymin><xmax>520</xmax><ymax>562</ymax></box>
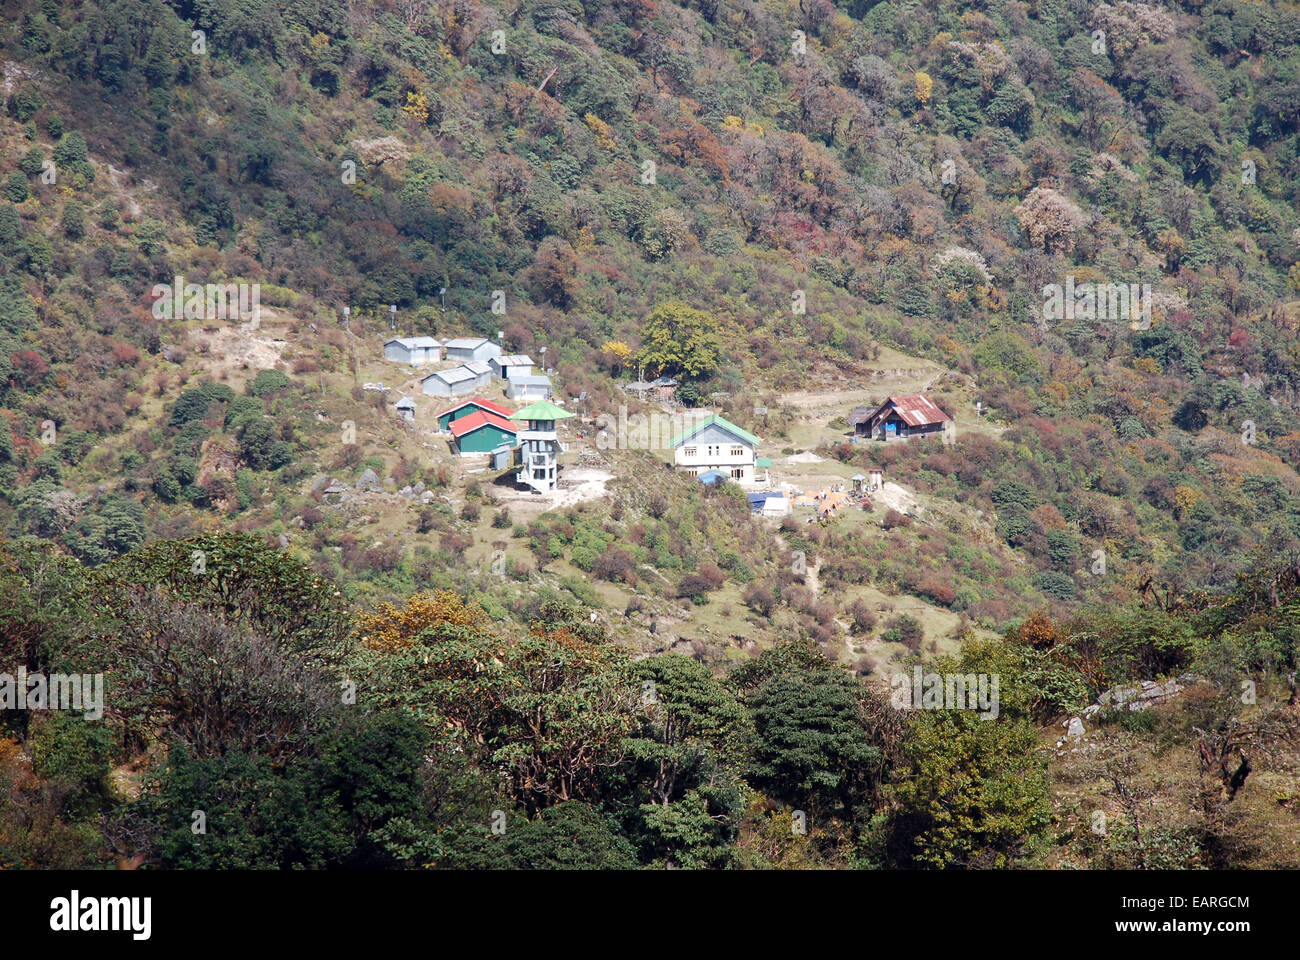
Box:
<box><xmin>1013</xmin><ymin>186</ymin><xmax>1086</xmax><ymax>254</ymax></box>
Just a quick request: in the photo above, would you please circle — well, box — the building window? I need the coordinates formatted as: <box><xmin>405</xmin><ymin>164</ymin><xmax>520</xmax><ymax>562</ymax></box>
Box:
<box><xmin>731</xmin><ymin>468</ymin><xmax>743</xmax><ymax>479</ymax></box>
<box><xmin>684</xmin><ymin>447</ymin><xmax>696</xmax><ymax>457</ymax></box>
<box><xmin>731</xmin><ymin>446</ymin><xmax>744</xmax><ymax>457</ymax></box>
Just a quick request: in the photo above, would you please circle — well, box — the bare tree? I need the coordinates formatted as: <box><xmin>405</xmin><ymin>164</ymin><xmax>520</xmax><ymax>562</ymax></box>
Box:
<box><xmin>112</xmin><ymin>590</ymin><xmax>341</xmax><ymax>763</ymax></box>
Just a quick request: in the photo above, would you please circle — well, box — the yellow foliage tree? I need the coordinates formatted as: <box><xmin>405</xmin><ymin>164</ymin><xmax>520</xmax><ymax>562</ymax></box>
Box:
<box><xmin>354</xmin><ymin>590</ymin><xmax>486</xmax><ymax>652</ymax></box>
<box><xmin>403</xmin><ymin>91</ymin><xmax>430</xmax><ymax>125</ymax></box>
<box><xmin>584</xmin><ymin>112</ymin><xmax>616</xmax><ymax>151</ymax></box>
<box><xmin>914</xmin><ymin>71</ymin><xmax>933</xmax><ymax>106</ymax></box>
<box><xmin>601</xmin><ymin>339</ymin><xmax>633</xmax><ymax>373</ymax></box>
<box><xmin>1173</xmin><ymin>485</ymin><xmax>1203</xmax><ymax>519</ymax></box>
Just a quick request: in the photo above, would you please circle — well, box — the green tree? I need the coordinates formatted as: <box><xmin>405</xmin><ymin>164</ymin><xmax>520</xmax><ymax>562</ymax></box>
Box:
<box><xmin>635</xmin><ymin>301</ymin><xmax>723</xmax><ymax>380</ymax></box>
<box><xmin>5</xmin><ymin>172</ymin><xmax>29</xmax><ymax>203</ymax></box>
<box><xmin>623</xmin><ymin>655</ymin><xmax>750</xmax><ymax>867</ymax></box>
<box><xmin>744</xmin><ymin>657</ymin><xmax>900</xmax><ymax>823</ymax></box>
<box><xmin>248</xmin><ymin>368</ymin><xmax>291</xmax><ymax>396</ymax></box>
<box><xmin>888</xmin><ymin>709</ymin><xmax>1052</xmax><ymax>868</ymax></box>
<box><xmin>61</xmin><ymin>201</ymin><xmax>85</xmax><ymax>240</ymax></box>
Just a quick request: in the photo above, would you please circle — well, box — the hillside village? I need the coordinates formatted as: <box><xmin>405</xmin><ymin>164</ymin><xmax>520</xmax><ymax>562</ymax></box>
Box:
<box><xmin>218</xmin><ymin>303</ymin><xmax>1013</xmax><ymax>682</ymax></box>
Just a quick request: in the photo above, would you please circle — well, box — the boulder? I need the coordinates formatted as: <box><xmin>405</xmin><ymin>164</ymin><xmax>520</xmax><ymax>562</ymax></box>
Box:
<box><xmin>1112</xmin><ymin>685</ymin><xmax>1141</xmax><ymax>705</ymax></box>
<box><xmin>356</xmin><ymin>468</ymin><xmax>380</xmax><ymax>491</ymax></box>
<box><xmin>1065</xmin><ymin>717</ymin><xmax>1086</xmax><ymax>738</ymax></box>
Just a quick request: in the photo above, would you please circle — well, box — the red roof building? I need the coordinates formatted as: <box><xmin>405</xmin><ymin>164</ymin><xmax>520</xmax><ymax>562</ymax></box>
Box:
<box><xmin>860</xmin><ymin>394</ymin><xmax>950</xmax><ymax>440</ymax></box>
<box><xmin>435</xmin><ymin>396</ymin><xmax>516</xmax><ymax>431</ymax></box>
<box><xmin>448</xmin><ymin>409</ymin><xmax>519</xmax><ymax>454</ymax></box>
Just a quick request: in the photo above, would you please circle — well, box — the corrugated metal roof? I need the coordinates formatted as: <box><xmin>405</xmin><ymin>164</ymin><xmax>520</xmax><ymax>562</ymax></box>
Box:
<box><xmin>509</xmin><ymin>375</ymin><xmax>551</xmax><ymax>386</ymax></box>
<box><xmin>444</xmin><ymin>337</ymin><xmax>491</xmax><ymax>349</ymax></box>
<box><xmin>449</xmin><ymin>410</ymin><xmax>518</xmax><ymax>437</ymax></box>
<box><xmin>871</xmin><ymin>394</ymin><xmax>950</xmax><ymax>427</ymax></box>
<box><xmin>671</xmin><ymin>415</ymin><xmax>760</xmax><ymax>448</ymax></box>
<box><xmin>424</xmin><ymin>366</ymin><xmax>475</xmax><ymax>384</ymax></box>
<box><xmin>387</xmin><ymin>336</ymin><xmax>442</xmax><ymax>348</ymax></box>
<box><xmin>464</xmin><ymin>360</ymin><xmax>492</xmax><ymax>375</ymax></box>
<box><xmin>436</xmin><ymin>397</ymin><xmax>515</xmax><ymax>419</ymax></box>
<box><xmin>494</xmin><ymin>354</ymin><xmax>533</xmax><ymax>366</ymax></box>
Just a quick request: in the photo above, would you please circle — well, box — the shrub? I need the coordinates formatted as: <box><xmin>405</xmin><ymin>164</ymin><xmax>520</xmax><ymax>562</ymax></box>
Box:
<box><xmin>846</xmin><ymin>599</ymin><xmax>878</xmax><ymax>636</ymax></box>
<box><xmin>743</xmin><ymin>582</ymin><xmax>776</xmax><ymax>616</ymax></box>
<box><xmin>885</xmin><ymin>614</ymin><xmax>923</xmax><ymax>650</ymax></box>
<box><xmin>594</xmin><ymin>547</ymin><xmax>637</xmax><ymax>585</ymax></box>
<box><xmin>678</xmin><ymin>573</ymin><xmax>716</xmax><ymax>604</ymax></box>
<box><xmin>248</xmin><ymin>369</ymin><xmax>291</xmax><ymax>396</ymax></box>
<box><xmin>1031</xmin><ymin>570</ymin><xmax>1076</xmax><ymax>600</ymax></box>
<box><xmin>882</xmin><ymin>509</ymin><xmax>911</xmax><ymax>530</ymax></box>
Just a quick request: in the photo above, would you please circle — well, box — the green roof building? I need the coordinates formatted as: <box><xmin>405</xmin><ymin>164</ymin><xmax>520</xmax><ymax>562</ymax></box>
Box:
<box><xmin>510</xmin><ymin>400</ymin><xmax>573</xmax><ymax>493</ymax></box>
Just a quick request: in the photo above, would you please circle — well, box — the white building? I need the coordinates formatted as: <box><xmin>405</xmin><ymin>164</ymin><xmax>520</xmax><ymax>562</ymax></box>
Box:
<box><xmin>394</xmin><ymin>396</ymin><xmax>416</xmax><ymax>422</ymax></box>
<box><xmin>506</xmin><ymin>375</ymin><xmax>551</xmax><ymax>403</ymax></box>
<box><xmin>748</xmin><ymin>492</ymin><xmax>790</xmax><ymax>518</ymax></box>
<box><xmin>511</xmin><ymin>400</ymin><xmax>573</xmax><ymax>494</ymax></box>
<box><xmin>384</xmin><ymin>337</ymin><xmax>442</xmax><ymax>365</ymax></box>
<box><xmin>671</xmin><ymin>415</ymin><xmax>760</xmax><ymax>484</ymax></box>
<box><xmin>463</xmin><ymin>360</ymin><xmax>493</xmax><ymax>389</ymax></box>
<box><xmin>421</xmin><ymin>366</ymin><xmax>477</xmax><ymax>398</ymax></box>
<box><xmin>443</xmin><ymin>337</ymin><xmax>502</xmax><ymax>363</ymax></box>
<box><xmin>489</xmin><ymin>354</ymin><xmax>534</xmax><ymax>380</ymax></box>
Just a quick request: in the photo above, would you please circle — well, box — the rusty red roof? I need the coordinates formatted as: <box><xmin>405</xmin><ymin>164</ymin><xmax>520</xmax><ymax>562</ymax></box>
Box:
<box><xmin>871</xmin><ymin>394</ymin><xmax>950</xmax><ymax>427</ymax></box>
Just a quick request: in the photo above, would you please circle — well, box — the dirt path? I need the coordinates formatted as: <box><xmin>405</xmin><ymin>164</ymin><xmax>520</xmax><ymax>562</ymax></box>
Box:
<box><xmin>106</xmin><ymin>164</ymin><xmax>144</xmax><ymax>218</ymax></box>
<box><xmin>805</xmin><ymin>557</ymin><xmax>821</xmax><ymax>595</ymax></box>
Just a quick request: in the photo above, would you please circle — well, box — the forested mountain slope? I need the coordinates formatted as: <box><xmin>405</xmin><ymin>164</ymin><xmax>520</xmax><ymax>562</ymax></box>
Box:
<box><xmin>0</xmin><ymin>0</ymin><xmax>1298</xmax><ymax>870</ymax></box>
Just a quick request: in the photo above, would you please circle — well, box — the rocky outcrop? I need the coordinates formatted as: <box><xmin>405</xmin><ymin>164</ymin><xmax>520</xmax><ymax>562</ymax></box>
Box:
<box><xmin>1082</xmin><ymin>674</ymin><xmax>1198</xmax><ymax>719</ymax></box>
